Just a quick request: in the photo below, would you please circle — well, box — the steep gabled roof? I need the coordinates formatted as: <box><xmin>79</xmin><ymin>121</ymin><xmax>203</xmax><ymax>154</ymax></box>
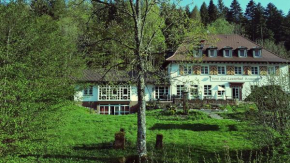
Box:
<box><xmin>166</xmin><ymin>34</ymin><xmax>289</xmax><ymax>63</ymax></box>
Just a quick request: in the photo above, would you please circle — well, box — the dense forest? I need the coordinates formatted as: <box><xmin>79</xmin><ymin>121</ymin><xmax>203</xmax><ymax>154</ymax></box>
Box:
<box><xmin>0</xmin><ymin>0</ymin><xmax>290</xmax><ymax>161</ymax></box>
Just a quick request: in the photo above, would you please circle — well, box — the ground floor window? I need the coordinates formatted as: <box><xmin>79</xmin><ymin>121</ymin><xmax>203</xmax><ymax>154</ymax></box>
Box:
<box><xmin>100</xmin><ymin>105</ymin><xmax>130</xmax><ymax>115</ymax></box>
<box><xmin>155</xmin><ymin>86</ymin><xmax>169</xmax><ymax>100</ymax></box>
<box><xmin>177</xmin><ymin>85</ymin><xmax>184</xmax><ymax>98</ymax></box>
<box><xmin>218</xmin><ymin>85</ymin><xmax>225</xmax><ymax>96</ymax></box>
<box><xmin>190</xmin><ymin>85</ymin><xmax>199</xmax><ymax>98</ymax></box>
<box><xmin>204</xmin><ymin>85</ymin><xmax>212</xmax><ymax>96</ymax></box>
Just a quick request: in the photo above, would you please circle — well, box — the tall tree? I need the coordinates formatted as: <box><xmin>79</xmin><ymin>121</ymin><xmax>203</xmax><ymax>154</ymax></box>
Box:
<box><xmin>200</xmin><ymin>2</ymin><xmax>209</xmax><ymax>26</ymax></box>
<box><xmin>217</xmin><ymin>0</ymin><xmax>227</xmax><ymax>18</ymax></box>
<box><xmin>253</xmin><ymin>3</ymin><xmax>270</xmax><ymax>42</ymax></box>
<box><xmin>190</xmin><ymin>6</ymin><xmax>201</xmax><ymax>21</ymax></box>
<box><xmin>227</xmin><ymin>0</ymin><xmax>243</xmax><ymax>24</ymax></box>
<box><xmin>283</xmin><ymin>10</ymin><xmax>290</xmax><ymax>50</ymax></box>
<box><xmin>208</xmin><ymin>0</ymin><xmax>218</xmax><ymax>23</ymax></box>
<box><xmin>190</xmin><ymin>5</ymin><xmax>201</xmax><ymax>21</ymax></box>
<box><xmin>185</xmin><ymin>5</ymin><xmax>191</xmax><ymax>18</ymax></box>
<box><xmin>244</xmin><ymin>0</ymin><xmax>257</xmax><ymax>40</ymax></box>
<box><xmin>265</xmin><ymin>3</ymin><xmax>284</xmax><ymax>43</ymax></box>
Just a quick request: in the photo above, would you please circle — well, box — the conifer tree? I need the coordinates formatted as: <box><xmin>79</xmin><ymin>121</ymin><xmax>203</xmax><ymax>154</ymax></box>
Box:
<box><xmin>265</xmin><ymin>3</ymin><xmax>284</xmax><ymax>42</ymax></box>
<box><xmin>208</xmin><ymin>0</ymin><xmax>218</xmax><ymax>23</ymax></box>
<box><xmin>227</xmin><ymin>0</ymin><xmax>243</xmax><ymax>24</ymax></box>
<box><xmin>217</xmin><ymin>0</ymin><xmax>227</xmax><ymax>18</ymax></box>
<box><xmin>191</xmin><ymin>5</ymin><xmax>201</xmax><ymax>21</ymax></box>
<box><xmin>200</xmin><ymin>2</ymin><xmax>209</xmax><ymax>26</ymax></box>
<box><xmin>244</xmin><ymin>0</ymin><xmax>257</xmax><ymax>40</ymax></box>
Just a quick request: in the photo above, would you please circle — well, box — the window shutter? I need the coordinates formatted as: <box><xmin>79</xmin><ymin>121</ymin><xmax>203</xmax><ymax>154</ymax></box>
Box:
<box><xmin>179</xmin><ymin>65</ymin><xmax>184</xmax><ymax>75</ymax></box>
<box><xmin>210</xmin><ymin>65</ymin><xmax>217</xmax><ymax>75</ymax></box>
<box><xmin>227</xmin><ymin>66</ymin><xmax>234</xmax><ymax>75</ymax></box>
<box><xmin>194</xmin><ymin>65</ymin><xmax>201</xmax><ymax>75</ymax></box>
<box><xmin>275</xmin><ymin>66</ymin><xmax>280</xmax><ymax>75</ymax></box>
<box><xmin>259</xmin><ymin>66</ymin><xmax>267</xmax><ymax>76</ymax></box>
<box><xmin>243</xmin><ymin>66</ymin><xmax>252</xmax><ymax>75</ymax></box>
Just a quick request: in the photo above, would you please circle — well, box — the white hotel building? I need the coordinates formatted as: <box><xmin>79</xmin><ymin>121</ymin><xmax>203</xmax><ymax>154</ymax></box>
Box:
<box><xmin>75</xmin><ymin>34</ymin><xmax>289</xmax><ymax>114</ymax></box>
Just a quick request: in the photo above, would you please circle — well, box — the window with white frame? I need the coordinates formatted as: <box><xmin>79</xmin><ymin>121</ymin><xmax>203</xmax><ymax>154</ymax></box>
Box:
<box><xmin>218</xmin><ymin>85</ymin><xmax>225</xmax><ymax>96</ymax></box>
<box><xmin>218</xmin><ymin>66</ymin><xmax>226</xmax><ymax>75</ymax></box>
<box><xmin>84</xmin><ymin>86</ymin><xmax>93</xmax><ymax>96</ymax></box>
<box><xmin>208</xmin><ymin>49</ymin><xmax>217</xmax><ymax>57</ymax></box>
<box><xmin>183</xmin><ymin>65</ymin><xmax>192</xmax><ymax>75</ymax></box>
<box><xmin>177</xmin><ymin>85</ymin><xmax>184</xmax><ymax>98</ymax></box>
<box><xmin>155</xmin><ymin>86</ymin><xmax>169</xmax><ymax>100</ymax></box>
<box><xmin>223</xmin><ymin>49</ymin><xmax>232</xmax><ymax>57</ymax></box>
<box><xmin>190</xmin><ymin>85</ymin><xmax>199</xmax><ymax>98</ymax></box>
<box><xmin>99</xmin><ymin>85</ymin><xmax>130</xmax><ymax>100</ymax></box>
<box><xmin>268</xmin><ymin>66</ymin><xmax>275</xmax><ymax>75</ymax></box>
<box><xmin>253</xmin><ymin>49</ymin><xmax>262</xmax><ymax>57</ymax></box>
<box><xmin>238</xmin><ymin>49</ymin><xmax>247</xmax><ymax>57</ymax></box>
<box><xmin>204</xmin><ymin>85</ymin><xmax>212</xmax><ymax>96</ymax></box>
<box><xmin>201</xmin><ymin>66</ymin><xmax>209</xmax><ymax>74</ymax></box>
<box><xmin>251</xmin><ymin>66</ymin><xmax>259</xmax><ymax>75</ymax></box>
<box><xmin>234</xmin><ymin>66</ymin><xmax>242</xmax><ymax>75</ymax></box>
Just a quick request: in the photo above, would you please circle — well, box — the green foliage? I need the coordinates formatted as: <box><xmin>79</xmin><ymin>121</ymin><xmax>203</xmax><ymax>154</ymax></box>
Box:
<box><xmin>0</xmin><ymin>1</ymin><xmax>84</xmax><ymax>156</ymax></box>
<box><xmin>207</xmin><ymin>18</ymin><xmax>234</xmax><ymax>34</ymax></box>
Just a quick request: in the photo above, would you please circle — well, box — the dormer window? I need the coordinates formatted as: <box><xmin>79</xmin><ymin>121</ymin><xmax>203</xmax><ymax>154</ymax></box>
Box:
<box><xmin>252</xmin><ymin>47</ymin><xmax>262</xmax><ymax>58</ymax></box>
<box><xmin>223</xmin><ymin>46</ymin><xmax>233</xmax><ymax>57</ymax></box>
<box><xmin>207</xmin><ymin>46</ymin><xmax>217</xmax><ymax>57</ymax></box>
<box><xmin>193</xmin><ymin>48</ymin><xmax>203</xmax><ymax>57</ymax></box>
<box><xmin>238</xmin><ymin>46</ymin><xmax>247</xmax><ymax>57</ymax></box>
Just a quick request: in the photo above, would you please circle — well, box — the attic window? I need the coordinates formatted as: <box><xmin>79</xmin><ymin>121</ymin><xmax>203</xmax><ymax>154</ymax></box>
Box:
<box><xmin>223</xmin><ymin>46</ymin><xmax>232</xmax><ymax>57</ymax></box>
<box><xmin>238</xmin><ymin>46</ymin><xmax>247</xmax><ymax>57</ymax></box>
<box><xmin>193</xmin><ymin>48</ymin><xmax>202</xmax><ymax>57</ymax></box>
<box><xmin>252</xmin><ymin>47</ymin><xmax>262</xmax><ymax>58</ymax></box>
<box><xmin>207</xmin><ymin>46</ymin><xmax>217</xmax><ymax>57</ymax></box>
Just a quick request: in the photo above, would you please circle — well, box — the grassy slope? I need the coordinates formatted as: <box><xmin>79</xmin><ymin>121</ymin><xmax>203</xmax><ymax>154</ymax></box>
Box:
<box><xmin>2</xmin><ymin>103</ymin><xmax>272</xmax><ymax>163</ymax></box>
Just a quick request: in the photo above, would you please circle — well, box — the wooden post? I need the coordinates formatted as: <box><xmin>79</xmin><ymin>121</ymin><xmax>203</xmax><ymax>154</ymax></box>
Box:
<box><xmin>155</xmin><ymin>134</ymin><xmax>163</xmax><ymax>149</ymax></box>
<box><xmin>114</xmin><ymin>131</ymin><xmax>125</xmax><ymax>149</ymax></box>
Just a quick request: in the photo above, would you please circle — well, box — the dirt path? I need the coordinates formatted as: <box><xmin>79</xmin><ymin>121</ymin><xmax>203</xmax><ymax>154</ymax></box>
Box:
<box><xmin>197</xmin><ymin>109</ymin><xmax>224</xmax><ymax>119</ymax></box>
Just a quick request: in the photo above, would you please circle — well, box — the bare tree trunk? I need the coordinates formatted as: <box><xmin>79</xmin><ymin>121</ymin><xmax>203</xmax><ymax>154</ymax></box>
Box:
<box><xmin>132</xmin><ymin>0</ymin><xmax>147</xmax><ymax>160</ymax></box>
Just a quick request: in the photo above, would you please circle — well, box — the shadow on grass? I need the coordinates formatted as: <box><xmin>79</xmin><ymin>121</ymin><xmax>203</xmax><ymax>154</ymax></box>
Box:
<box><xmin>20</xmin><ymin>154</ymin><xmax>111</xmax><ymax>162</ymax></box>
<box><xmin>150</xmin><ymin>123</ymin><xmax>220</xmax><ymax>131</ymax></box>
<box><xmin>150</xmin><ymin>123</ymin><xmax>239</xmax><ymax>132</ymax></box>
<box><xmin>73</xmin><ymin>142</ymin><xmax>113</xmax><ymax>150</ymax></box>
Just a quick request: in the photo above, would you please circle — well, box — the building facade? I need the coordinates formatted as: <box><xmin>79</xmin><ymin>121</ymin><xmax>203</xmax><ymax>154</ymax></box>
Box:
<box><xmin>74</xmin><ymin>34</ymin><xmax>289</xmax><ymax>114</ymax></box>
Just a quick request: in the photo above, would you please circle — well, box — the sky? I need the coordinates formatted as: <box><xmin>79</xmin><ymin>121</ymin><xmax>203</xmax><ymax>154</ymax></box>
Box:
<box><xmin>180</xmin><ymin>0</ymin><xmax>290</xmax><ymax>15</ymax></box>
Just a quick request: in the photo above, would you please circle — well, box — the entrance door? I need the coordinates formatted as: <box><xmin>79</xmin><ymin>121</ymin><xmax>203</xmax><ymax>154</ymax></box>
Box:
<box><xmin>232</xmin><ymin>87</ymin><xmax>240</xmax><ymax>100</ymax></box>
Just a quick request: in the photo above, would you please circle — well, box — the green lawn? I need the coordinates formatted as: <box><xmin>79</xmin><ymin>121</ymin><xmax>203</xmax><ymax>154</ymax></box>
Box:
<box><xmin>2</xmin><ymin>103</ymin><xmax>276</xmax><ymax>162</ymax></box>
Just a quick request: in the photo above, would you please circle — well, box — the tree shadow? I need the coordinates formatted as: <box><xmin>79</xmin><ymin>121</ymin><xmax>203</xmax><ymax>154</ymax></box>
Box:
<box><xmin>150</xmin><ymin>123</ymin><xmax>220</xmax><ymax>131</ymax></box>
<box><xmin>73</xmin><ymin>142</ymin><xmax>113</xmax><ymax>150</ymax></box>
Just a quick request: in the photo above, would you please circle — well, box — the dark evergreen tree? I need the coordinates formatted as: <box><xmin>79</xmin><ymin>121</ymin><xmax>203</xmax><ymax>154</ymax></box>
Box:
<box><xmin>227</xmin><ymin>0</ymin><xmax>243</xmax><ymax>24</ymax></box>
<box><xmin>253</xmin><ymin>3</ymin><xmax>270</xmax><ymax>42</ymax></box>
<box><xmin>208</xmin><ymin>0</ymin><xmax>218</xmax><ymax>23</ymax></box>
<box><xmin>217</xmin><ymin>0</ymin><xmax>227</xmax><ymax>18</ymax></box>
<box><xmin>244</xmin><ymin>0</ymin><xmax>257</xmax><ymax>40</ymax></box>
<box><xmin>283</xmin><ymin>10</ymin><xmax>290</xmax><ymax>50</ymax></box>
<box><xmin>265</xmin><ymin>3</ymin><xmax>284</xmax><ymax>43</ymax></box>
<box><xmin>200</xmin><ymin>2</ymin><xmax>209</xmax><ymax>26</ymax></box>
